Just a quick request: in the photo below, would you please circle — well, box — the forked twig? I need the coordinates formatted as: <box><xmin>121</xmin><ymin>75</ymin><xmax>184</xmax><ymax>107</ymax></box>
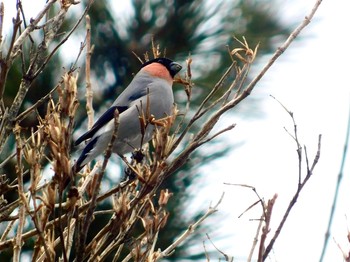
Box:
<box><xmin>205</xmin><ymin>233</ymin><xmax>233</xmax><ymax>262</ymax></box>
<box><xmin>262</xmin><ymin>107</ymin><xmax>322</xmax><ymax>260</ymax></box>
<box><xmin>245</xmin><ymin>0</ymin><xmax>323</xmax><ymax>95</ymax></box>
<box><xmin>156</xmin><ymin>192</ymin><xmax>225</xmax><ymax>260</ymax></box>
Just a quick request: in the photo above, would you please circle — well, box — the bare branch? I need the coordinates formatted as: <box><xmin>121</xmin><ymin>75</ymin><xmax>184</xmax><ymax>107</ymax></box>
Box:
<box><xmin>85</xmin><ymin>14</ymin><xmax>94</xmax><ymax>129</ymax></box>
<box><xmin>0</xmin><ymin>2</ymin><xmax>4</xmax><ymax>46</ymax></box>
<box><xmin>262</xmin><ymin>133</ymin><xmax>322</xmax><ymax>260</ymax></box>
<box><xmin>245</xmin><ymin>0</ymin><xmax>323</xmax><ymax>95</ymax></box>
<box><xmin>156</xmin><ymin>192</ymin><xmax>225</xmax><ymax>260</ymax></box>
<box><xmin>76</xmin><ymin>109</ymin><xmax>119</xmax><ymax>261</ymax></box>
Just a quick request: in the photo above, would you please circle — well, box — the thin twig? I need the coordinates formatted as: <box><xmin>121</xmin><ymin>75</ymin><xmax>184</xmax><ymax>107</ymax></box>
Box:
<box><xmin>34</xmin><ymin>0</ymin><xmax>96</xmax><ymax>80</ymax></box>
<box><xmin>13</xmin><ymin>125</ymin><xmax>25</xmax><ymax>262</ymax></box>
<box><xmin>77</xmin><ymin>109</ymin><xmax>119</xmax><ymax>261</ymax></box>
<box><xmin>0</xmin><ymin>178</ymin><xmax>132</xmax><ymax>251</ymax></box>
<box><xmin>196</xmin><ymin>123</ymin><xmax>236</xmax><ymax>147</ymax></box>
<box><xmin>319</xmin><ymin>97</ymin><xmax>350</xmax><ymax>261</ymax></box>
<box><xmin>0</xmin><ymin>5</ymin><xmax>21</xmax><ymax>100</ymax></box>
<box><xmin>15</xmin><ymin>84</ymin><xmax>60</xmax><ymax>122</ymax></box>
<box><xmin>271</xmin><ymin>95</ymin><xmax>303</xmax><ymax>185</ymax></box>
<box><xmin>156</xmin><ymin>192</ymin><xmax>225</xmax><ymax>260</ymax></box>
<box><xmin>0</xmin><ymin>2</ymin><xmax>3</xmax><ymax>45</ymax></box>
<box><xmin>206</xmin><ymin>233</ymin><xmax>233</xmax><ymax>261</ymax></box>
<box><xmin>10</xmin><ymin>0</ymin><xmax>56</xmax><ymax>61</ymax></box>
<box><xmin>262</xmin><ymin>134</ymin><xmax>322</xmax><ymax>261</ymax></box>
<box><xmin>169</xmin><ymin>63</ymin><xmax>235</xmax><ymax>156</ymax></box>
<box><xmin>258</xmin><ymin>194</ymin><xmax>277</xmax><ymax>262</ymax></box>
<box><xmin>244</xmin><ymin>0</ymin><xmax>323</xmax><ymax>95</ymax></box>
<box><xmin>85</xmin><ymin>14</ymin><xmax>94</xmax><ymax>129</ymax></box>
<box><xmin>248</xmin><ymin>213</ymin><xmax>264</xmax><ymax>262</ymax></box>
<box><xmin>173</xmin><ymin>56</ymin><xmax>193</xmax><ymax>136</ymax></box>
<box><xmin>0</xmin><ymin>0</ymin><xmax>67</xmax><ymax>153</ymax></box>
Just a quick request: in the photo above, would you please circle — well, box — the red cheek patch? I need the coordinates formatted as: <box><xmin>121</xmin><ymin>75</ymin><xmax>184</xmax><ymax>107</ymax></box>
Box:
<box><xmin>142</xmin><ymin>63</ymin><xmax>172</xmax><ymax>84</ymax></box>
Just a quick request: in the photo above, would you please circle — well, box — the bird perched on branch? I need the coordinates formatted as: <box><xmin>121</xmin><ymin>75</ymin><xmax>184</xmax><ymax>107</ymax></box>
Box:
<box><xmin>73</xmin><ymin>58</ymin><xmax>182</xmax><ymax>172</ymax></box>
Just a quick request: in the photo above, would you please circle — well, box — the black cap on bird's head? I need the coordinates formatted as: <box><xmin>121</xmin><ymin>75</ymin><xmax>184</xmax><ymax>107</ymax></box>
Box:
<box><xmin>142</xmin><ymin>57</ymin><xmax>182</xmax><ymax>78</ymax></box>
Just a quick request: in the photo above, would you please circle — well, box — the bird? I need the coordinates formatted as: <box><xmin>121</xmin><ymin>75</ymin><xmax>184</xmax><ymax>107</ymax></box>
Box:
<box><xmin>73</xmin><ymin>57</ymin><xmax>182</xmax><ymax>172</ymax></box>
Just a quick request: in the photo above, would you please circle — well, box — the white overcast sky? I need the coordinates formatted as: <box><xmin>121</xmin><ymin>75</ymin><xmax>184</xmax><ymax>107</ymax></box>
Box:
<box><xmin>2</xmin><ymin>0</ymin><xmax>350</xmax><ymax>261</ymax></box>
<box><xmin>198</xmin><ymin>1</ymin><xmax>350</xmax><ymax>261</ymax></box>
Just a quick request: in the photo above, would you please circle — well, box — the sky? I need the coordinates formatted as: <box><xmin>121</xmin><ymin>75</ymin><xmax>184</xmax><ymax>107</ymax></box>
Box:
<box><xmin>2</xmin><ymin>0</ymin><xmax>350</xmax><ymax>261</ymax></box>
<box><xmin>194</xmin><ymin>1</ymin><xmax>350</xmax><ymax>261</ymax></box>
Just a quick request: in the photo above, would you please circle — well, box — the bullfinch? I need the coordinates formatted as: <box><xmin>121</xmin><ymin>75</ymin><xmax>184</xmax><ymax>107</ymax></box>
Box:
<box><xmin>73</xmin><ymin>58</ymin><xmax>182</xmax><ymax>172</ymax></box>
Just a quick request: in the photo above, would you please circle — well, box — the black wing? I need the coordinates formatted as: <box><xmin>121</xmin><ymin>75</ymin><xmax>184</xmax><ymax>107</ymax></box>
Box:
<box><xmin>74</xmin><ymin>136</ymin><xmax>98</xmax><ymax>172</ymax></box>
<box><xmin>74</xmin><ymin>105</ymin><xmax>128</xmax><ymax>146</ymax></box>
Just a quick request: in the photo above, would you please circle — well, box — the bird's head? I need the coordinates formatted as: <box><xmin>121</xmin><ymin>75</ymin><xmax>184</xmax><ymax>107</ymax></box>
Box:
<box><xmin>141</xmin><ymin>58</ymin><xmax>182</xmax><ymax>80</ymax></box>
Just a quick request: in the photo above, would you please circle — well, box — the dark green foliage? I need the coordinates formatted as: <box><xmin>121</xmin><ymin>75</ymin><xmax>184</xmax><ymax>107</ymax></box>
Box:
<box><xmin>84</xmin><ymin>0</ymin><xmax>289</xmax><ymax>106</ymax></box>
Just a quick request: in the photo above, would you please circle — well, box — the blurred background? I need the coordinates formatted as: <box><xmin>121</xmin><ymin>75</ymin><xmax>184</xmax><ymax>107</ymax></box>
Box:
<box><xmin>1</xmin><ymin>0</ymin><xmax>350</xmax><ymax>261</ymax></box>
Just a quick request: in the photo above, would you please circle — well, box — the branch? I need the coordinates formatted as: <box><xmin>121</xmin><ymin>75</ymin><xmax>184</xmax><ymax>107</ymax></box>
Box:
<box><xmin>13</xmin><ymin>125</ymin><xmax>25</xmax><ymax>262</ymax></box>
<box><xmin>156</xmin><ymin>192</ymin><xmax>225</xmax><ymax>260</ymax></box>
<box><xmin>85</xmin><ymin>14</ymin><xmax>94</xmax><ymax>129</ymax></box>
<box><xmin>167</xmin><ymin>0</ymin><xmax>322</xmax><ymax>178</ymax></box>
<box><xmin>0</xmin><ymin>178</ymin><xmax>132</xmax><ymax>252</ymax></box>
<box><xmin>245</xmin><ymin>0</ymin><xmax>323</xmax><ymax>95</ymax></box>
<box><xmin>319</xmin><ymin>97</ymin><xmax>350</xmax><ymax>261</ymax></box>
<box><xmin>0</xmin><ymin>2</ymin><xmax>3</xmax><ymax>46</ymax></box>
<box><xmin>262</xmin><ymin>132</ymin><xmax>322</xmax><ymax>260</ymax></box>
<box><xmin>258</xmin><ymin>194</ymin><xmax>277</xmax><ymax>262</ymax></box>
<box><xmin>10</xmin><ymin>0</ymin><xmax>56</xmax><ymax>61</ymax></box>
<box><xmin>76</xmin><ymin>109</ymin><xmax>119</xmax><ymax>261</ymax></box>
